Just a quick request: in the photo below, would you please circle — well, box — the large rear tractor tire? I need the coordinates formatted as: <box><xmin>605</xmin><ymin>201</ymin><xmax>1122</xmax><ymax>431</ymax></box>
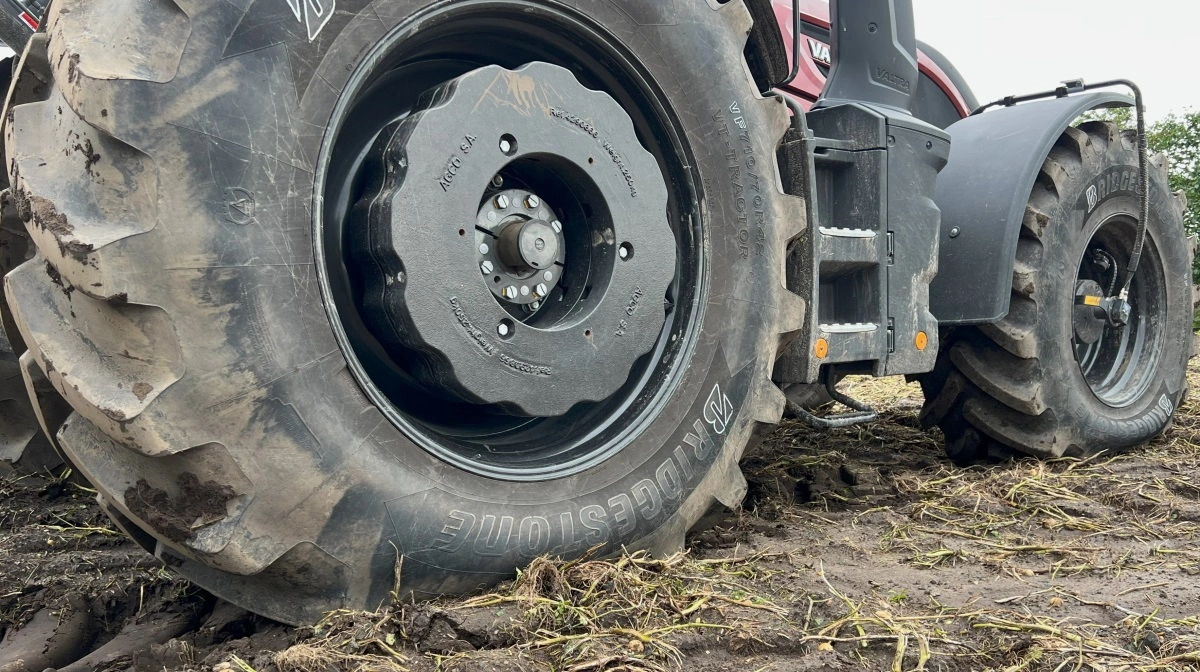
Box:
<box><xmin>3</xmin><ymin>0</ymin><xmax>804</xmax><ymax>624</ymax></box>
<box><xmin>921</xmin><ymin>121</ymin><xmax>1192</xmax><ymax>463</ymax></box>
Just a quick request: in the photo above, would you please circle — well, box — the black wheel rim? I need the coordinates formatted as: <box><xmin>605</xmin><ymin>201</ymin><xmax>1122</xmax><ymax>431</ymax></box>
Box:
<box><xmin>1073</xmin><ymin>214</ymin><xmax>1166</xmax><ymax>408</ymax></box>
<box><xmin>312</xmin><ymin>1</ymin><xmax>705</xmax><ymax>480</ymax></box>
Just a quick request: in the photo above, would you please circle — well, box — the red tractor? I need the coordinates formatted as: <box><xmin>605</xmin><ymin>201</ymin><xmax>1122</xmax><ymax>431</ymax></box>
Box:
<box><xmin>0</xmin><ymin>0</ymin><xmax>1190</xmax><ymax>624</ymax></box>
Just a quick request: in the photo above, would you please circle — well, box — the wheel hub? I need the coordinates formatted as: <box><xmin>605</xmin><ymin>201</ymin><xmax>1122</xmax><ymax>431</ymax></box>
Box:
<box><xmin>477</xmin><ymin>189</ymin><xmax>566</xmax><ymax>309</ymax></box>
<box><xmin>350</xmin><ymin>61</ymin><xmax>675</xmax><ymax>417</ymax></box>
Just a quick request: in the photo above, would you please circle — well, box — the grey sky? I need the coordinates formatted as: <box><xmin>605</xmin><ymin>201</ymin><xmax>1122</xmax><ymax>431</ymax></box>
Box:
<box><xmin>913</xmin><ymin>0</ymin><xmax>1195</xmax><ymax>120</ymax></box>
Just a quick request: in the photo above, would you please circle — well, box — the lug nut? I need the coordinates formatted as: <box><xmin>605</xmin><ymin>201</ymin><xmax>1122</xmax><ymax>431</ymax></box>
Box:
<box><xmin>536</xmin><ymin>283</ymin><xmax>548</xmax><ymax>297</ymax></box>
<box><xmin>499</xmin><ymin>138</ymin><xmax>512</xmax><ymax>154</ymax></box>
<box><xmin>497</xmin><ymin>322</ymin><xmax>510</xmax><ymax>337</ymax></box>
<box><xmin>495</xmin><ymin>195</ymin><xmax>510</xmax><ymax>209</ymax></box>
<box><xmin>525</xmin><ymin>194</ymin><xmax>541</xmax><ymax>209</ymax></box>
<box><xmin>480</xmin><ymin>260</ymin><xmax>494</xmax><ymax>274</ymax></box>
<box><xmin>531</xmin><ymin>301</ymin><xmax>541</xmax><ymax>311</ymax></box>
<box><xmin>502</xmin><ymin>285</ymin><xmax>518</xmax><ymax>299</ymax></box>
<box><xmin>491</xmin><ymin>174</ymin><xmax>504</xmax><ymax>188</ymax></box>
<box><xmin>551</xmin><ymin>220</ymin><xmax>562</xmax><ymax>233</ymax></box>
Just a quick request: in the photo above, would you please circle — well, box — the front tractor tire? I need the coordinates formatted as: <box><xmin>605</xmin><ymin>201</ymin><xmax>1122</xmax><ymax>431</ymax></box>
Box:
<box><xmin>3</xmin><ymin>0</ymin><xmax>804</xmax><ymax>624</ymax></box>
<box><xmin>921</xmin><ymin>121</ymin><xmax>1192</xmax><ymax>463</ymax></box>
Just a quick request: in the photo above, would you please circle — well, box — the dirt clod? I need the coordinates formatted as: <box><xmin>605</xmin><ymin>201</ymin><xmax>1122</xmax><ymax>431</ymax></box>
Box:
<box><xmin>123</xmin><ymin>473</ymin><xmax>237</xmax><ymax>544</ymax></box>
<box><xmin>132</xmin><ymin>381</ymin><xmax>153</xmax><ymax>401</ymax></box>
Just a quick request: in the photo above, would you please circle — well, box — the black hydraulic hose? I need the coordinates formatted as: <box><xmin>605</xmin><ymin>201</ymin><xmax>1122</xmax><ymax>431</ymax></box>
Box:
<box><xmin>1095</xmin><ymin>80</ymin><xmax>1151</xmax><ymax>299</ymax></box>
<box><xmin>1094</xmin><ymin>249</ymin><xmax>1120</xmax><ymax>296</ymax></box>
<box><xmin>781</xmin><ymin>0</ymin><xmax>802</xmax><ymax>87</ymax></box>
<box><xmin>787</xmin><ymin>368</ymin><xmax>879</xmax><ymax>429</ymax></box>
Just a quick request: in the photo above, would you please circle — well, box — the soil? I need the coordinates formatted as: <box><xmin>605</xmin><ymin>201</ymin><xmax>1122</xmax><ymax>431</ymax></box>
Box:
<box><xmin>1</xmin><ymin>365</ymin><xmax>1198</xmax><ymax>671</ymax></box>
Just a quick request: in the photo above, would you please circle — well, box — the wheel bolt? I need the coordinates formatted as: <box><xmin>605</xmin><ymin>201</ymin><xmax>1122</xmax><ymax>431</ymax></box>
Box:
<box><xmin>551</xmin><ymin>220</ymin><xmax>562</xmax><ymax>233</ymax></box>
<box><xmin>480</xmin><ymin>260</ymin><xmax>494</xmax><ymax>274</ymax></box>
<box><xmin>491</xmin><ymin>174</ymin><xmax>504</xmax><ymax>188</ymax></box>
<box><xmin>495</xmin><ymin>195</ymin><xmax>510</xmax><ymax>209</ymax></box>
<box><xmin>536</xmin><ymin>283</ymin><xmax>548</xmax><ymax>297</ymax></box>
<box><xmin>503</xmin><ymin>285</ymin><xmax>518</xmax><ymax>299</ymax></box>
<box><xmin>525</xmin><ymin>194</ymin><xmax>541</xmax><ymax>209</ymax></box>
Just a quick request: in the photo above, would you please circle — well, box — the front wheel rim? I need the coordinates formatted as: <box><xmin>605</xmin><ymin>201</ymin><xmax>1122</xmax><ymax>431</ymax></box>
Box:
<box><xmin>312</xmin><ymin>1</ymin><xmax>708</xmax><ymax>481</ymax></box>
<box><xmin>1072</xmin><ymin>214</ymin><xmax>1167</xmax><ymax>408</ymax></box>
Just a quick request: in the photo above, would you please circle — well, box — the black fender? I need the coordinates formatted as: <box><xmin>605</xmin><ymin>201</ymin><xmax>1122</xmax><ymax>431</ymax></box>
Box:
<box><xmin>929</xmin><ymin>92</ymin><xmax>1132</xmax><ymax>325</ymax></box>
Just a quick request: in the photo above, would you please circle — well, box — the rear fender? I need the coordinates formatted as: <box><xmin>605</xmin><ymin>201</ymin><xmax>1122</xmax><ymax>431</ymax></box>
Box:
<box><xmin>930</xmin><ymin>92</ymin><xmax>1133</xmax><ymax>325</ymax></box>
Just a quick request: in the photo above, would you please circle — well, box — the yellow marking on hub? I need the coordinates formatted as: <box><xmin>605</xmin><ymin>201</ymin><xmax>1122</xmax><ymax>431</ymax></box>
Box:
<box><xmin>1083</xmin><ymin>295</ymin><xmax>1102</xmax><ymax>307</ymax></box>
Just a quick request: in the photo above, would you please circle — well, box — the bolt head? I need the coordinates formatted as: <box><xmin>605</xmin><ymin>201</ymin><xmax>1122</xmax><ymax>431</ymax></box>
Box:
<box><xmin>520</xmin><ymin>285</ymin><xmax>530</xmax><ymax>296</ymax></box>
<box><xmin>543</xmin><ymin>270</ymin><xmax>553</xmax><ymax>282</ymax></box>
<box><xmin>497</xmin><ymin>322</ymin><xmax>510</xmax><ymax>337</ymax></box>
<box><xmin>536</xmin><ymin>283</ymin><xmax>548</xmax><ymax>296</ymax></box>
<box><xmin>495</xmin><ymin>195</ymin><xmax>510</xmax><ymax>209</ymax></box>
<box><xmin>491</xmin><ymin>174</ymin><xmax>504</xmax><ymax>188</ymax></box>
<box><xmin>480</xmin><ymin>260</ymin><xmax>494</xmax><ymax>274</ymax></box>
<box><xmin>503</xmin><ymin>285</ymin><xmax>518</xmax><ymax>299</ymax></box>
<box><xmin>499</xmin><ymin>139</ymin><xmax>512</xmax><ymax>154</ymax></box>
<box><xmin>550</xmin><ymin>220</ymin><xmax>562</xmax><ymax>233</ymax></box>
<box><xmin>479</xmin><ymin>243</ymin><xmax>490</xmax><ymax>255</ymax></box>
<box><xmin>618</xmin><ymin>246</ymin><xmax>628</xmax><ymax>259</ymax></box>
<box><xmin>396</xmin><ymin>271</ymin><xmax>406</xmax><ymax>283</ymax></box>
<box><xmin>531</xmin><ymin>301</ymin><xmax>541</xmax><ymax>311</ymax></box>
<box><xmin>525</xmin><ymin>194</ymin><xmax>541</xmax><ymax>209</ymax></box>
<box><xmin>948</xmin><ymin>227</ymin><xmax>960</xmax><ymax>238</ymax></box>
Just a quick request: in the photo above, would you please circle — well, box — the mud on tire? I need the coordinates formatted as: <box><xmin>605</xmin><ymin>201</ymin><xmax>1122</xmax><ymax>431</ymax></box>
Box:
<box><xmin>3</xmin><ymin>0</ymin><xmax>804</xmax><ymax>624</ymax></box>
<box><xmin>920</xmin><ymin>120</ymin><xmax>1192</xmax><ymax>463</ymax></box>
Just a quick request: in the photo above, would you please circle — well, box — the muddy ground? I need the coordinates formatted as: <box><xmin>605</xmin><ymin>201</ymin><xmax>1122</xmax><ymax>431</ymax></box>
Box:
<box><xmin>2</xmin><ymin>367</ymin><xmax>1199</xmax><ymax>671</ymax></box>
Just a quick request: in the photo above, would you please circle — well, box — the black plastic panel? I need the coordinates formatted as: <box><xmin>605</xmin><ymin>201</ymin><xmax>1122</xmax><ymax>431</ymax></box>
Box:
<box><xmin>930</xmin><ymin>92</ymin><xmax>1133</xmax><ymax>324</ymax></box>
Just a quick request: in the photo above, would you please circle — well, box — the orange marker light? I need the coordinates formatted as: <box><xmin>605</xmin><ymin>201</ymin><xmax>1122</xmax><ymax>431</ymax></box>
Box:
<box><xmin>814</xmin><ymin>338</ymin><xmax>829</xmax><ymax>359</ymax></box>
<box><xmin>915</xmin><ymin>331</ymin><xmax>928</xmax><ymax>351</ymax></box>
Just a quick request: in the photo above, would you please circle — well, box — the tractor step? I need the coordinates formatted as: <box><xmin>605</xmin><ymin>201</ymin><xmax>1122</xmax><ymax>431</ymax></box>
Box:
<box><xmin>775</xmin><ymin>103</ymin><xmax>949</xmax><ymax>385</ymax></box>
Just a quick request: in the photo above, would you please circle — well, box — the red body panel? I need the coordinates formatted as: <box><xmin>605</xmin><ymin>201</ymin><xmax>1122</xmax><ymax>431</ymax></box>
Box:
<box><xmin>770</xmin><ymin>0</ymin><xmax>971</xmax><ymax>116</ymax></box>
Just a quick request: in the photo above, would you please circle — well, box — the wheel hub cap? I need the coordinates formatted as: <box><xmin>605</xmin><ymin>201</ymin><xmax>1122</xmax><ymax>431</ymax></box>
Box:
<box><xmin>477</xmin><ymin>189</ymin><xmax>567</xmax><ymax>307</ymax></box>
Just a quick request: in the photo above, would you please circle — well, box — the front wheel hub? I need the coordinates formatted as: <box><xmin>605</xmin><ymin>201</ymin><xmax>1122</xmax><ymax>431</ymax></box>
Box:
<box><xmin>351</xmin><ymin>62</ymin><xmax>676</xmax><ymax>417</ymax></box>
